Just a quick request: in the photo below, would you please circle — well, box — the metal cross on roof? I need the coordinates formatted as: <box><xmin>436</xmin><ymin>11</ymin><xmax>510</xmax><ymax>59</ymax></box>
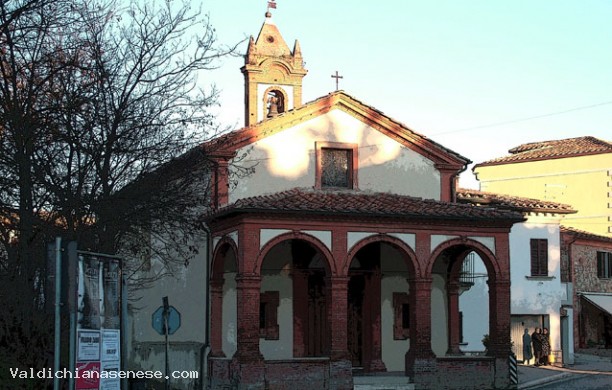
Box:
<box><xmin>331</xmin><ymin>70</ymin><xmax>343</xmax><ymax>91</ymax></box>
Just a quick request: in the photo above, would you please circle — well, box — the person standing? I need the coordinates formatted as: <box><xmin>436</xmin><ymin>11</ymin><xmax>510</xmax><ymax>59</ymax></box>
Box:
<box><xmin>531</xmin><ymin>327</ymin><xmax>542</xmax><ymax>366</ymax></box>
<box><xmin>522</xmin><ymin>328</ymin><xmax>533</xmax><ymax>365</ymax></box>
<box><xmin>540</xmin><ymin>327</ymin><xmax>551</xmax><ymax>366</ymax></box>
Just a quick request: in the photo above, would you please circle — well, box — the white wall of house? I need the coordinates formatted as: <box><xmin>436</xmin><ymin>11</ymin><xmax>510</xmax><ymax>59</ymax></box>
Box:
<box><xmin>127</xmin><ymin>240</ymin><xmax>209</xmax><ymax>387</ymax></box>
<box><xmin>460</xmin><ymin>214</ymin><xmax>568</xmax><ymax>360</ymax></box>
<box><xmin>509</xmin><ymin>216</ymin><xmax>564</xmax><ymax>355</ymax></box>
<box><xmin>229</xmin><ymin>109</ymin><xmax>440</xmax><ymax>203</ymax></box>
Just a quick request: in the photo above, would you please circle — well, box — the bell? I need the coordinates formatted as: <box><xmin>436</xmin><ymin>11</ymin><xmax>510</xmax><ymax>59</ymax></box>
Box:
<box><xmin>267</xmin><ymin>97</ymin><xmax>279</xmax><ymax>118</ymax></box>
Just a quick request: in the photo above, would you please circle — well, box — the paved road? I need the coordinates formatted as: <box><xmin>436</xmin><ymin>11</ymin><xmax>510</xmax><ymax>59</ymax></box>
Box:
<box><xmin>531</xmin><ymin>373</ymin><xmax>612</xmax><ymax>389</ymax></box>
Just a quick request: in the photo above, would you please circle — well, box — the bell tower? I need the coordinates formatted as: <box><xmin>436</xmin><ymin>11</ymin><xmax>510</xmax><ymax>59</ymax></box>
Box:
<box><xmin>241</xmin><ymin>10</ymin><xmax>307</xmax><ymax>126</ymax></box>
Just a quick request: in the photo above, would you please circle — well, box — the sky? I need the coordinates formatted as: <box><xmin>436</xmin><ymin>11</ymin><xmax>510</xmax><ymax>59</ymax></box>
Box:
<box><xmin>202</xmin><ymin>0</ymin><xmax>612</xmax><ymax>188</ymax></box>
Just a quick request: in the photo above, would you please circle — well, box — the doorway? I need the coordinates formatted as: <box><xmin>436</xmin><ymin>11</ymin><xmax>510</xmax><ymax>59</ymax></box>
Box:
<box><xmin>305</xmin><ymin>271</ymin><xmax>327</xmax><ymax>356</ymax></box>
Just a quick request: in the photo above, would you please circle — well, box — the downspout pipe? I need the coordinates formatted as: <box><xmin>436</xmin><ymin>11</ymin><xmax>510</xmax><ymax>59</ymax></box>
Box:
<box><xmin>200</xmin><ymin>223</ymin><xmax>213</xmax><ymax>389</ymax></box>
<box><xmin>53</xmin><ymin>237</ymin><xmax>62</xmax><ymax>390</ymax></box>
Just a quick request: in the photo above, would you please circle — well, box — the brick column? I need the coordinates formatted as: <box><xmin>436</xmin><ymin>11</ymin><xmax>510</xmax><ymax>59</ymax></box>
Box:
<box><xmin>209</xmin><ymin>278</ymin><xmax>226</xmax><ymax>357</ymax></box>
<box><xmin>487</xmin><ymin>278</ymin><xmax>512</xmax><ymax>357</ymax></box>
<box><xmin>234</xmin><ymin>274</ymin><xmax>263</xmax><ymax>362</ymax></box>
<box><xmin>232</xmin><ymin>274</ymin><xmax>265</xmax><ymax>389</ymax></box>
<box><xmin>328</xmin><ymin>276</ymin><xmax>350</xmax><ymax>360</ymax></box>
<box><xmin>328</xmin><ymin>275</ymin><xmax>352</xmax><ymax>390</ymax></box>
<box><xmin>446</xmin><ymin>281</ymin><xmax>463</xmax><ymax>355</ymax></box>
<box><xmin>406</xmin><ymin>278</ymin><xmax>436</xmax><ymax>377</ymax></box>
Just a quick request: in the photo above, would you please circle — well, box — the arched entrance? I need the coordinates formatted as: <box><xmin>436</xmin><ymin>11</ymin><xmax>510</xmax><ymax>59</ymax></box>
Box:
<box><xmin>258</xmin><ymin>236</ymin><xmax>333</xmax><ymax>359</ymax></box>
<box><xmin>209</xmin><ymin>239</ymin><xmax>238</xmax><ymax>358</ymax></box>
<box><xmin>429</xmin><ymin>239</ymin><xmax>501</xmax><ymax>357</ymax></box>
<box><xmin>347</xmin><ymin>238</ymin><xmax>415</xmax><ymax>373</ymax></box>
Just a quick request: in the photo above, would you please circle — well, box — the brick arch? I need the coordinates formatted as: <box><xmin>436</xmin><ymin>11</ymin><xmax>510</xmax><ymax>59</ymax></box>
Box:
<box><xmin>254</xmin><ymin>231</ymin><xmax>336</xmax><ymax>276</ymax></box>
<box><xmin>427</xmin><ymin>237</ymin><xmax>500</xmax><ymax>281</ymax></box>
<box><xmin>259</xmin><ymin>59</ymin><xmax>292</xmax><ymax>76</ymax></box>
<box><xmin>210</xmin><ymin>236</ymin><xmax>238</xmax><ymax>280</ymax></box>
<box><xmin>262</xmin><ymin>85</ymin><xmax>289</xmax><ymax>115</ymax></box>
<box><xmin>345</xmin><ymin>234</ymin><xmax>420</xmax><ymax>277</ymax></box>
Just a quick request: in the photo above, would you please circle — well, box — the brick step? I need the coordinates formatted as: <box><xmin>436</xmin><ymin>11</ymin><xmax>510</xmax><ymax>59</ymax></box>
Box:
<box><xmin>353</xmin><ymin>376</ymin><xmax>414</xmax><ymax>390</ymax></box>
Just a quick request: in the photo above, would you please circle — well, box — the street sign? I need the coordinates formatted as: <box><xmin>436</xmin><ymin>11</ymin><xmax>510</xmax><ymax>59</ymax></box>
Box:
<box><xmin>152</xmin><ymin>305</ymin><xmax>181</xmax><ymax>335</ymax></box>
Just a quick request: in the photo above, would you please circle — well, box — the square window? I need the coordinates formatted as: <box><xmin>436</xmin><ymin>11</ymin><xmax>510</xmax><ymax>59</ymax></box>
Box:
<box><xmin>321</xmin><ymin>148</ymin><xmax>350</xmax><ymax>188</ymax></box>
<box><xmin>315</xmin><ymin>142</ymin><xmax>358</xmax><ymax>189</ymax></box>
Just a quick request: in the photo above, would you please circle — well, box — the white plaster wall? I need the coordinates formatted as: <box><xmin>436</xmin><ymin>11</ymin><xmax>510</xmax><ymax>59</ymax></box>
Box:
<box><xmin>381</xmin><ymin>276</ymin><xmax>410</xmax><ymax>371</ymax></box>
<box><xmin>125</xmin><ymin>235</ymin><xmax>209</xmax><ymax>390</ymax></box>
<box><xmin>229</xmin><ymin>109</ymin><xmax>440</xmax><ymax>202</ymax></box>
<box><xmin>128</xmin><ymin>238</ymin><xmax>208</xmax><ymax>379</ymax></box>
<box><xmin>431</xmin><ymin>274</ymin><xmax>449</xmax><ymax>356</ymax></box>
<box><xmin>509</xmin><ymin>219</ymin><xmax>564</xmax><ymax>352</ymax></box>
<box><xmin>129</xmin><ymin>243</ymin><xmax>208</xmax><ymax>343</ymax></box>
<box><xmin>260</xmin><ymin>274</ymin><xmax>293</xmax><ymax>359</ymax></box>
<box><xmin>222</xmin><ymin>272</ymin><xmax>237</xmax><ymax>357</ymax></box>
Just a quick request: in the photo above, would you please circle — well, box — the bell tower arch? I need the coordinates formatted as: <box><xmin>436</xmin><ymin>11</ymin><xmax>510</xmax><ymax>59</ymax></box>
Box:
<box><xmin>241</xmin><ymin>11</ymin><xmax>307</xmax><ymax>126</ymax></box>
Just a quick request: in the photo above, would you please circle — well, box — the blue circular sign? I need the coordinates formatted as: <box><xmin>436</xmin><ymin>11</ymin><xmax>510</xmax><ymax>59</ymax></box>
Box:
<box><xmin>152</xmin><ymin>305</ymin><xmax>181</xmax><ymax>335</ymax></box>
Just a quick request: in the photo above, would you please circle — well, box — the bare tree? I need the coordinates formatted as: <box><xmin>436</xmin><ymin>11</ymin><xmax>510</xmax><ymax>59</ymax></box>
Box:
<box><xmin>0</xmin><ymin>0</ymin><xmax>237</xmax><ymax>384</ymax></box>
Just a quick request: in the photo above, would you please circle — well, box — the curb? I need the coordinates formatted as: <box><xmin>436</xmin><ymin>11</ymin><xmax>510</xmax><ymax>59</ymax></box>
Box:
<box><xmin>517</xmin><ymin>372</ymin><xmax>576</xmax><ymax>390</ymax></box>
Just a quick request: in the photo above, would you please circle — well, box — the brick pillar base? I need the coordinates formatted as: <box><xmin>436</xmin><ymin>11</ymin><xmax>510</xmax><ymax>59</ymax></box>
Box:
<box><xmin>230</xmin><ymin>358</ymin><xmax>266</xmax><ymax>390</ymax></box>
<box><xmin>329</xmin><ymin>359</ymin><xmax>353</xmax><ymax>390</ymax></box>
<box><xmin>494</xmin><ymin>357</ymin><xmax>512</xmax><ymax>389</ymax></box>
<box><xmin>408</xmin><ymin>357</ymin><xmax>438</xmax><ymax>390</ymax></box>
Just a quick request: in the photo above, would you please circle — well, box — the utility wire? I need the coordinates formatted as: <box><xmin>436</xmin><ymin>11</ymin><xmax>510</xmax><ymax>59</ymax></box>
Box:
<box><xmin>432</xmin><ymin>100</ymin><xmax>612</xmax><ymax>136</ymax></box>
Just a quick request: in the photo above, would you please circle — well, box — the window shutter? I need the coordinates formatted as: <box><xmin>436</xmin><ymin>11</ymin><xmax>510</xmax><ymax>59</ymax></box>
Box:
<box><xmin>530</xmin><ymin>239</ymin><xmax>548</xmax><ymax>276</ymax></box>
<box><xmin>530</xmin><ymin>239</ymin><xmax>539</xmax><ymax>276</ymax></box>
<box><xmin>538</xmin><ymin>239</ymin><xmax>548</xmax><ymax>276</ymax></box>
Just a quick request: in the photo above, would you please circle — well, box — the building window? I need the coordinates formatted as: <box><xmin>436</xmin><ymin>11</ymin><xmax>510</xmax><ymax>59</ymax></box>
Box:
<box><xmin>259</xmin><ymin>291</ymin><xmax>279</xmax><ymax>340</ymax></box>
<box><xmin>393</xmin><ymin>292</ymin><xmax>410</xmax><ymax>340</ymax></box>
<box><xmin>315</xmin><ymin>142</ymin><xmax>358</xmax><ymax>189</ymax></box>
<box><xmin>597</xmin><ymin>252</ymin><xmax>612</xmax><ymax>279</ymax></box>
<box><xmin>530</xmin><ymin>239</ymin><xmax>548</xmax><ymax>277</ymax></box>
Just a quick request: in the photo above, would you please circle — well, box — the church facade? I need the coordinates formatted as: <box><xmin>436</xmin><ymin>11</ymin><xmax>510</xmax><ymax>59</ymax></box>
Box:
<box><xmin>203</xmin><ymin>12</ymin><xmax>523</xmax><ymax>390</ymax></box>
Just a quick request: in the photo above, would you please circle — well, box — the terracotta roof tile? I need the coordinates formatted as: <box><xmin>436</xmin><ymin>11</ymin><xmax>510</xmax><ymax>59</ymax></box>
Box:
<box><xmin>206</xmin><ymin>188</ymin><xmax>525</xmax><ymax>222</ymax></box>
<box><xmin>475</xmin><ymin>136</ymin><xmax>612</xmax><ymax>167</ymax></box>
<box><xmin>560</xmin><ymin>226</ymin><xmax>612</xmax><ymax>243</ymax></box>
<box><xmin>456</xmin><ymin>188</ymin><xmax>575</xmax><ymax>214</ymax></box>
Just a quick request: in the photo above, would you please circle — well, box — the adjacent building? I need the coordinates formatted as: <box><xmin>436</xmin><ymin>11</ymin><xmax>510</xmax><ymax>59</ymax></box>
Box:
<box><xmin>561</xmin><ymin>227</ymin><xmax>612</xmax><ymax>350</ymax></box>
<box><xmin>457</xmin><ymin>189</ymin><xmax>576</xmax><ymax>365</ymax></box>
<box><xmin>473</xmin><ymin>136</ymin><xmax>612</xmax><ymax>238</ymax></box>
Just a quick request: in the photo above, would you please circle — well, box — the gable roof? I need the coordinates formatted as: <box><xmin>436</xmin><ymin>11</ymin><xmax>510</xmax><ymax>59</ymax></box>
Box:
<box><xmin>456</xmin><ymin>188</ymin><xmax>575</xmax><ymax>215</ymax></box>
<box><xmin>205</xmin><ymin>187</ymin><xmax>525</xmax><ymax>224</ymax></box>
<box><xmin>474</xmin><ymin>136</ymin><xmax>612</xmax><ymax>167</ymax></box>
<box><xmin>203</xmin><ymin>90</ymin><xmax>470</xmax><ymax>169</ymax></box>
<box><xmin>560</xmin><ymin>226</ymin><xmax>612</xmax><ymax>244</ymax></box>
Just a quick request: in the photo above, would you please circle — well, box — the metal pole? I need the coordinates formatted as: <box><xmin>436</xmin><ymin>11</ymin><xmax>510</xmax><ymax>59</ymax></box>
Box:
<box><xmin>53</xmin><ymin>237</ymin><xmax>62</xmax><ymax>390</ymax></box>
<box><xmin>163</xmin><ymin>296</ymin><xmax>170</xmax><ymax>390</ymax></box>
